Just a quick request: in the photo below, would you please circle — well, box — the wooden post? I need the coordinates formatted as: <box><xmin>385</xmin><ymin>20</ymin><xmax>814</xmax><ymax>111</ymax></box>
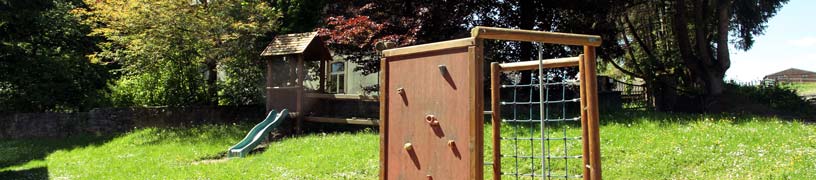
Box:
<box><xmin>578</xmin><ymin>55</ymin><xmax>591</xmax><ymax>180</ymax></box>
<box><xmin>319</xmin><ymin>59</ymin><xmax>326</xmax><ymax>93</ymax></box>
<box><xmin>471</xmin><ymin>42</ymin><xmax>485</xmax><ymax>180</ymax></box>
<box><xmin>490</xmin><ymin>62</ymin><xmax>502</xmax><ymax>180</ymax></box>
<box><xmin>265</xmin><ymin>59</ymin><xmax>274</xmax><ymax>113</ymax></box>
<box><xmin>379</xmin><ymin>56</ymin><xmax>389</xmax><ymax>180</ymax></box>
<box><xmin>583</xmin><ymin>46</ymin><xmax>602</xmax><ymax>180</ymax></box>
<box><xmin>296</xmin><ymin>55</ymin><xmax>304</xmax><ymax>133</ymax></box>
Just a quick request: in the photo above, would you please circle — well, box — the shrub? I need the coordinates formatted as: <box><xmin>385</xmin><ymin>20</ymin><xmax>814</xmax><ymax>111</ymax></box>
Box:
<box><xmin>725</xmin><ymin>81</ymin><xmax>815</xmax><ymax>117</ymax></box>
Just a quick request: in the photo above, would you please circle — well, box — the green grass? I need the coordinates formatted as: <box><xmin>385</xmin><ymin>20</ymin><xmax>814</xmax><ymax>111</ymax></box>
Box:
<box><xmin>1</xmin><ymin>124</ymin><xmax>379</xmax><ymax>179</ymax></box>
<box><xmin>781</xmin><ymin>82</ymin><xmax>816</xmax><ymax>96</ymax></box>
<box><xmin>1</xmin><ymin>112</ymin><xmax>815</xmax><ymax>179</ymax></box>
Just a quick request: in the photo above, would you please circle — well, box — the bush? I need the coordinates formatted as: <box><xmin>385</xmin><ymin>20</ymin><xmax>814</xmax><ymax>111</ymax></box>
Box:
<box><xmin>725</xmin><ymin>81</ymin><xmax>815</xmax><ymax>117</ymax></box>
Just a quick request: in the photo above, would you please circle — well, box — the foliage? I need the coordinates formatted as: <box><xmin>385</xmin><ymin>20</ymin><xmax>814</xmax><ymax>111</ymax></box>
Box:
<box><xmin>216</xmin><ymin>55</ymin><xmax>266</xmax><ymax>106</ymax></box>
<box><xmin>107</xmin><ymin>60</ymin><xmax>207</xmax><ymax>106</ymax></box>
<box><xmin>273</xmin><ymin>0</ymin><xmax>327</xmax><ymax>34</ymax></box>
<box><xmin>317</xmin><ymin>1</ymin><xmax>481</xmax><ymax>75</ymax></box>
<box><xmin>0</xmin><ymin>0</ymin><xmax>111</xmax><ymax>112</ymax></box>
<box><xmin>74</xmin><ymin>0</ymin><xmax>280</xmax><ymax>106</ymax></box>
<box><xmin>2</xmin><ymin>112</ymin><xmax>815</xmax><ymax>179</ymax></box>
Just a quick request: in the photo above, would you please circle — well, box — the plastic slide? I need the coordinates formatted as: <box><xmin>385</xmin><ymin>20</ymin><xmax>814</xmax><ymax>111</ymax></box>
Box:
<box><xmin>227</xmin><ymin>109</ymin><xmax>288</xmax><ymax>158</ymax></box>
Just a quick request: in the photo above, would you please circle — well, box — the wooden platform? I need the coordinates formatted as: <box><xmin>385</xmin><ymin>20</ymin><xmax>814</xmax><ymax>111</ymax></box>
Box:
<box><xmin>303</xmin><ymin>116</ymin><xmax>379</xmax><ymax>126</ymax></box>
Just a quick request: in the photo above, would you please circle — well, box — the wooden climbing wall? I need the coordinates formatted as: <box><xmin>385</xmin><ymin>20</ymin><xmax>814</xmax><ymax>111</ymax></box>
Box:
<box><xmin>380</xmin><ymin>38</ymin><xmax>483</xmax><ymax>180</ymax></box>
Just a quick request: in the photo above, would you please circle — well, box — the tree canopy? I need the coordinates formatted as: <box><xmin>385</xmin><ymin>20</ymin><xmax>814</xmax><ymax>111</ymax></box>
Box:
<box><xmin>0</xmin><ymin>0</ymin><xmax>110</xmax><ymax>112</ymax></box>
<box><xmin>0</xmin><ymin>0</ymin><xmax>792</xmax><ymax>113</ymax></box>
<box><xmin>317</xmin><ymin>0</ymin><xmax>789</xmax><ymax>112</ymax></box>
<box><xmin>610</xmin><ymin>0</ymin><xmax>788</xmax><ymax>111</ymax></box>
<box><xmin>74</xmin><ymin>0</ymin><xmax>280</xmax><ymax>106</ymax></box>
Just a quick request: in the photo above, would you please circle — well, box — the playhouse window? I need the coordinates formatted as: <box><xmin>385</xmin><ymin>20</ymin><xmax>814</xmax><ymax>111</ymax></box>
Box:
<box><xmin>329</xmin><ymin>62</ymin><xmax>345</xmax><ymax>93</ymax></box>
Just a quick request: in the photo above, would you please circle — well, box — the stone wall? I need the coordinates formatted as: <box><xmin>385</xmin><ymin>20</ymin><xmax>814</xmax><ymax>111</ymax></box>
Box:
<box><xmin>0</xmin><ymin>105</ymin><xmax>265</xmax><ymax>139</ymax></box>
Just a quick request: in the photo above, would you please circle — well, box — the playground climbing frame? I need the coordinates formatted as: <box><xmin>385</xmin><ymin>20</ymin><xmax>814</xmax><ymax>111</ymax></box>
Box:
<box><xmin>380</xmin><ymin>26</ymin><xmax>602</xmax><ymax>180</ymax></box>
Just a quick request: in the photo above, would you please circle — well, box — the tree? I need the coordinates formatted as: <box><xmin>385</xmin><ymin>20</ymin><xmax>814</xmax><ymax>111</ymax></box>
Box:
<box><xmin>75</xmin><ymin>0</ymin><xmax>280</xmax><ymax>106</ymax></box>
<box><xmin>610</xmin><ymin>0</ymin><xmax>788</xmax><ymax>111</ymax></box>
<box><xmin>0</xmin><ymin>0</ymin><xmax>111</xmax><ymax>112</ymax></box>
<box><xmin>273</xmin><ymin>0</ymin><xmax>327</xmax><ymax>34</ymax></box>
<box><xmin>674</xmin><ymin>0</ymin><xmax>787</xmax><ymax>100</ymax></box>
<box><xmin>318</xmin><ymin>1</ymin><xmax>482</xmax><ymax>76</ymax></box>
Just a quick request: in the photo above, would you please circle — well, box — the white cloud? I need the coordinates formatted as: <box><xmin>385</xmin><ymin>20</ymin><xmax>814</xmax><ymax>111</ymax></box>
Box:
<box><xmin>787</xmin><ymin>36</ymin><xmax>816</xmax><ymax>47</ymax></box>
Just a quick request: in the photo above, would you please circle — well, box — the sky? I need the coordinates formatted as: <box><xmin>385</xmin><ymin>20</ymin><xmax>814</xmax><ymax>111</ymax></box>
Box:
<box><xmin>726</xmin><ymin>0</ymin><xmax>816</xmax><ymax>82</ymax></box>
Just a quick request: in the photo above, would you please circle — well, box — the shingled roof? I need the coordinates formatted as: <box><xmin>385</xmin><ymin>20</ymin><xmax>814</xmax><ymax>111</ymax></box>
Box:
<box><xmin>765</xmin><ymin>68</ymin><xmax>816</xmax><ymax>77</ymax></box>
<box><xmin>260</xmin><ymin>32</ymin><xmax>331</xmax><ymax>61</ymax></box>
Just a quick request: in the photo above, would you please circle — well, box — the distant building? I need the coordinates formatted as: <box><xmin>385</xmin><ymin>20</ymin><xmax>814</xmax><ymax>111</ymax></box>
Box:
<box><xmin>763</xmin><ymin>68</ymin><xmax>816</xmax><ymax>83</ymax></box>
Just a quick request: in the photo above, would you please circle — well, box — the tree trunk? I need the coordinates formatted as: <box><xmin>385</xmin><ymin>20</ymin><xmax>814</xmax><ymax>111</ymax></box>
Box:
<box><xmin>716</xmin><ymin>0</ymin><xmax>732</xmax><ymax>74</ymax></box>
<box><xmin>206</xmin><ymin>60</ymin><xmax>218</xmax><ymax>105</ymax></box>
<box><xmin>698</xmin><ymin>0</ymin><xmax>732</xmax><ymax>102</ymax></box>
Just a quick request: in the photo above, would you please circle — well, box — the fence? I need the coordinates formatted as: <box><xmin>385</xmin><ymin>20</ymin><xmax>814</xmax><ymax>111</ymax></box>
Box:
<box><xmin>0</xmin><ymin>105</ymin><xmax>266</xmax><ymax>139</ymax></box>
<box><xmin>608</xmin><ymin>78</ymin><xmax>647</xmax><ymax>110</ymax></box>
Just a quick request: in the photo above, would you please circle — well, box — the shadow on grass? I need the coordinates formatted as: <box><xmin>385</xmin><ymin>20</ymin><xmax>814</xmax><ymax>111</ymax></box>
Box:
<box><xmin>0</xmin><ymin>167</ymin><xmax>48</xmax><ymax>180</ymax></box>
<box><xmin>0</xmin><ymin>134</ymin><xmax>114</xmax><ymax>179</ymax></box>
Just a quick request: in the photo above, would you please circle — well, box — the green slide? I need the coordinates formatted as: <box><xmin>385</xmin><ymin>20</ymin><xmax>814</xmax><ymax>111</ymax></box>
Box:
<box><xmin>227</xmin><ymin>109</ymin><xmax>288</xmax><ymax>158</ymax></box>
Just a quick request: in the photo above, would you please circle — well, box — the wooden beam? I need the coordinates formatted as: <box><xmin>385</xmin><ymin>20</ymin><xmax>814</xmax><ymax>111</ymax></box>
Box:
<box><xmin>583</xmin><ymin>46</ymin><xmax>602</xmax><ymax>180</ymax></box>
<box><xmin>578</xmin><ymin>55</ymin><xmax>591</xmax><ymax>180</ymax></box>
<box><xmin>379</xmin><ymin>56</ymin><xmax>389</xmax><ymax>180</ymax></box>
<box><xmin>490</xmin><ymin>62</ymin><xmax>502</xmax><ymax>180</ymax></box>
<box><xmin>498</xmin><ymin>57</ymin><xmax>580</xmax><ymax>72</ymax></box>
<box><xmin>471</xmin><ymin>26</ymin><xmax>602</xmax><ymax>47</ymax></box>
<box><xmin>303</xmin><ymin>116</ymin><xmax>379</xmax><ymax>126</ymax></box>
<box><xmin>382</xmin><ymin>38</ymin><xmax>476</xmax><ymax>57</ymax></box>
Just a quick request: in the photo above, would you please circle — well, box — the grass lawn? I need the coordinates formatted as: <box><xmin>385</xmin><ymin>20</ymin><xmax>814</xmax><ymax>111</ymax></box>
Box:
<box><xmin>1</xmin><ymin>111</ymin><xmax>815</xmax><ymax>179</ymax></box>
<box><xmin>781</xmin><ymin>82</ymin><xmax>816</xmax><ymax>96</ymax></box>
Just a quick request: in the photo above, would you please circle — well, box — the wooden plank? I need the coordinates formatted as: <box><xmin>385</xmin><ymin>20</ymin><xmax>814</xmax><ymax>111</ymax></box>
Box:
<box><xmin>379</xmin><ymin>56</ymin><xmax>389</xmax><ymax>180</ymax></box>
<box><xmin>489</xmin><ymin>62</ymin><xmax>502</xmax><ymax>180</ymax></box>
<box><xmin>303</xmin><ymin>116</ymin><xmax>379</xmax><ymax>126</ymax></box>
<box><xmin>305</xmin><ymin>93</ymin><xmax>379</xmax><ymax>101</ymax></box>
<box><xmin>471</xmin><ymin>26</ymin><xmax>602</xmax><ymax>47</ymax></box>
<box><xmin>578</xmin><ymin>55</ymin><xmax>591</xmax><ymax>180</ymax></box>
<box><xmin>498</xmin><ymin>57</ymin><xmax>580</xmax><ymax>72</ymax></box>
<box><xmin>382</xmin><ymin>38</ymin><xmax>476</xmax><ymax>57</ymax></box>
<box><xmin>583</xmin><ymin>46</ymin><xmax>602</xmax><ymax>179</ymax></box>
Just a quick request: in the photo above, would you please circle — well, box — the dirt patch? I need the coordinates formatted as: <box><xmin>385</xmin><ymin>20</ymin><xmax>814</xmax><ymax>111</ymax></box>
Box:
<box><xmin>191</xmin><ymin>143</ymin><xmax>273</xmax><ymax>165</ymax></box>
<box><xmin>192</xmin><ymin>158</ymin><xmax>230</xmax><ymax>165</ymax></box>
